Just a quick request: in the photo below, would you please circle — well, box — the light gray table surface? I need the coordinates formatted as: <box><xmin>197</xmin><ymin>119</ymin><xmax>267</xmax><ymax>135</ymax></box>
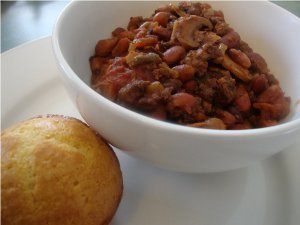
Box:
<box><xmin>1</xmin><ymin>1</ymin><xmax>300</xmax><ymax>53</ymax></box>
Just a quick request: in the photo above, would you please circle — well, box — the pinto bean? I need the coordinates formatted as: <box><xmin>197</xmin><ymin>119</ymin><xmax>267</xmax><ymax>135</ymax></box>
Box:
<box><xmin>234</xmin><ymin>85</ymin><xmax>251</xmax><ymax>112</ymax></box>
<box><xmin>220</xmin><ymin>110</ymin><xmax>237</xmax><ymax>128</ymax></box>
<box><xmin>251</xmin><ymin>74</ymin><xmax>269</xmax><ymax>94</ymax></box>
<box><xmin>127</xmin><ymin>16</ymin><xmax>144</xmax><ymax>30</ymax></box>
<box><xmin>254</xmin><ymin>98</ymin><xmax>290</xmax><ymax>120</ymax></box>
<box><xmin>235</xmin><ymin>95</ymin><xmax>251</xmax><ymax>112</ymax></box>
<box><xmin>194</xmin><ymin>112</ymin><xmax>208</xmax><ymax>122</ymax></box>
<box><xmin>256</xmin><ymin>85</ymin><xmax>284</xmax><ymax>103</ymax></box>
<box><xmin>155</xmin><ymin>4</ymin><xmax>173</xmax><ymax>13</ymax></box>
<box><xmin>255</xmin><ymin>85</ymin><xmax>291</xmax><ymax>120</ymax></box>
<box><xmin>135</xmin><ymin>28</ymin><xmax>148</xmax><ymax>39</ymax></box>
<box><xmin>152</xmin><ymin>26</ymin><xmax>172</xmax><ymax>41</ymax></box>
<box><xmin>219</xmin><ymin>31</ymin><xmax>240</xmax><ymax>48</ymax></box>
<box><xmin>255</xmin><ymin>118</ymin><xmax>278</xmax><ymax>128</ymax></box>
<box><xmin>112</xmin><ymin>27</ymin><xmax>126</xmax><ymax>37</ymax></box>
<box><xmin>163</xmin><ymin>79</ymin><xmax>182</xmax><ymax>93</ymax></box>
<box><xmin>172</xmin><ymin>64</ymin><xmax>195</xmax><ymax>82</ymax></box>
<box><xmin>90</xmin><ymin>57</ymin><xmax>106</xmax><ymax>76</ymax></box>
<box><xmin>95</xmin><ymin>37</ymin><xmax>118</xmax><ymax>57</ymax></box>
<box><xmin>134</xmin><ymin>36</ymin><xmax>158</xmax><ymax>48</ymax></box>
<box><xmin>116</xmin><ymin>30</ymin><xmax>135</xmax><ymax>40</ymax></box>
<box><xmin>183</xmin><ymin>80</ymin><xmax>198</xmax><ymax>93</ymax></box>
<box><xmin>228</xmin><ymin>48</ymin><xmax>251</xmax><ymax>68</ymax></box>
<box><xmin>170</xmin><ymin>92</ymin><xmax>197</xmax><ymax>114</ymax></box>
<box><xmin>231</xmin><ymin>121</ymin><xmax>252</xmax><ymax>129</ymax></box>
<box><xmin>153</xmin><ymin>12</ymin><xmax>170</xmax><ymax>27</ymax></box>
<box><xmin>202</xmin><ymin>100</ymin><xmax>212</xmax><ymax>114</ymax></box>
<box><xmin>163</xmin><ymin>46</ymin><xmax>186</xmax><ymax>65</ymax></box>
<box><xmin>112</xmin><ymin>38</ymin><xmax>130</xmax><ymax>57</ymax></box>
<box><xmin>149</xmin><ymin>105</ymin><xmax>167</xmax><ymax>120</ymax></box>
<box><xmin>272</xmin><ymin>98</ymin><xmax>290</xmax><ymax>119</ymax></box>
<box><xmin>247</xmin><ymin>52</ymin><xmax>269</xmax><ymax>74</ymax></box>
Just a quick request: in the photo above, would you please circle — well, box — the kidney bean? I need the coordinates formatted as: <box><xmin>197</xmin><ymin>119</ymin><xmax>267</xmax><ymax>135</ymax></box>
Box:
<box><xmin>163</xmin><ymin>46</ymin><xmax>186</xmax><ymax>65</ymax></box>
<box><xmin>172</xmin><ymin>64</ymin><xmax>196</xmax><ymax>82</ymax></box>
<box><xmin>153</xmin><ymin>12</ymin><xmax>170</xmax><ymax>27</ymax></box>
<box><xmin>228</xmin><ymin>48</ymin><xmax>251</xmax><ymax>68</ymax></box>
<box><xmin>95</xmin><ymin>37</ymin><xmax>118</xmax><ymax>57</ymax></box>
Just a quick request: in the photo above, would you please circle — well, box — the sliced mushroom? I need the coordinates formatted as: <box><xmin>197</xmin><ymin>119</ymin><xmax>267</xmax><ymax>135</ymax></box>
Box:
<box><xmin>188</xmin><ymin>118</ymin><xmax>226</xmax><ymax>130</ymax></box>
<box><xmin>126</xmin><ymin>52</ymin><xmax>162</xmax><ymax>67</ymax></box>
<box><xmin>171</xmin><ymin>15</ymin><xmax>213</xmax><ymax>48</ymax></box>
<box><xmin>217</xmin><ymin>54</ymin><xmax>252</xmax><ymax>82</ymax></box>
<box><xmin>171</xmin><ymin>4</ymin><xmax>187</xmax><ymax>17</ymax></box>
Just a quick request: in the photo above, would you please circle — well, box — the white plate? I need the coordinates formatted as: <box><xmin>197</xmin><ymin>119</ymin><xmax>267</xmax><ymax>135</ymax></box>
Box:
<box><xmin>2</xmin><ymin>37</ymin><xmax>300</xmax><ymax>225</ymax></box>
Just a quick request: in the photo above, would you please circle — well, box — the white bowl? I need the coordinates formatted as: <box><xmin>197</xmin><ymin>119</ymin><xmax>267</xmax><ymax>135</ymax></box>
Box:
<box><xmin>52</xmin><ymin>1</ymin><xmax>300</xmax><ymax>173</ymax></box>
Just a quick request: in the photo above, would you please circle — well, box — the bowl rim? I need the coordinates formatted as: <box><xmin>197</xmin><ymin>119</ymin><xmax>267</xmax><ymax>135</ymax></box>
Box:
<box><xmin>52</xmin><ymin>0</ymin><xmax>300</xmax><ymax>139</ymax></box>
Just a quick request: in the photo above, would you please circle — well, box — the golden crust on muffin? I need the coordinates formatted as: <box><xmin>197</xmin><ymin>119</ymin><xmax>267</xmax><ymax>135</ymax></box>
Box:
<box><xmin>1</xmin><ymin>115</ymin><xmax>123</xmax><ymax>225</ymax></box>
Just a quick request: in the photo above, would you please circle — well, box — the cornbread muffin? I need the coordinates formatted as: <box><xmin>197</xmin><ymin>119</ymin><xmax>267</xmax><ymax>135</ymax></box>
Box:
<box><xmin>1</xmin><ymin>115</ymin><xmax>123</xmax><ymax>225</ymax></box>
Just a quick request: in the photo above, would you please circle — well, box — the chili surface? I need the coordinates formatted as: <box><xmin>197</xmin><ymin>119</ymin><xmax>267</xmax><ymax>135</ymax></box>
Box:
<box><xmin>90</xmin><ymin>1</ymin><xmax>291</xmax><ymax>130</ymax></box>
